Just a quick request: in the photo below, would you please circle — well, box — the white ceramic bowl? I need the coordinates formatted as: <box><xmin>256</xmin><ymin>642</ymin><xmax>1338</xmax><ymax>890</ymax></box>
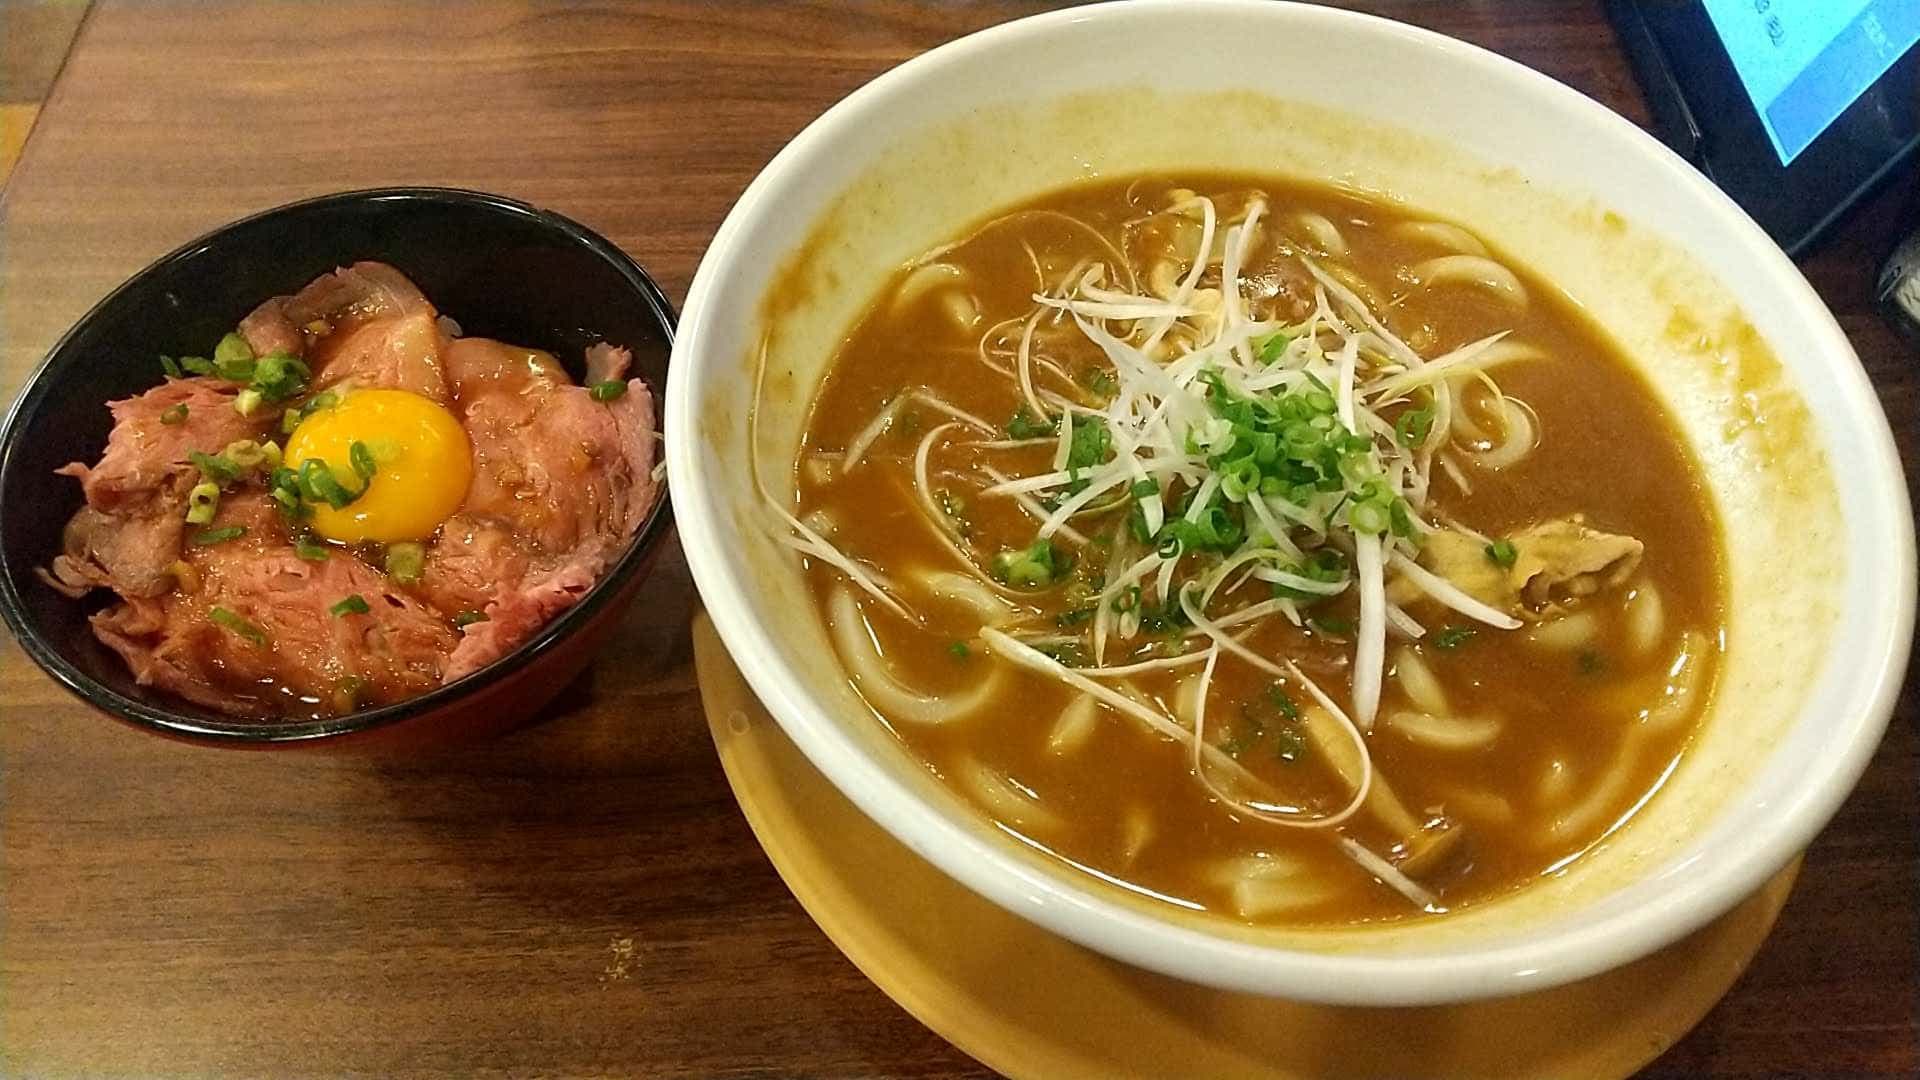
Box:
<box><xmin>668</xmin><ymin>0</ymin><xmax>1914</xmax><ymax>1004</ymax></box>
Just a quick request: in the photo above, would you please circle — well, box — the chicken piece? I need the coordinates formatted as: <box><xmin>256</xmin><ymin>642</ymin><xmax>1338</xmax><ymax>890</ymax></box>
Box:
<box><xmin>1420</xmin><ymin>516</ymin><xmax>1643</xmax><ymax>620</ymax></box>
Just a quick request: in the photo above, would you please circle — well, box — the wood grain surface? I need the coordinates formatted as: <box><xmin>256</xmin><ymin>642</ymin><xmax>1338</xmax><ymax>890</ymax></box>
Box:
<box><xmin>1</xmin><ymin>3</ymin><xmax>1914</xmax><ymax>1077</ymax></box>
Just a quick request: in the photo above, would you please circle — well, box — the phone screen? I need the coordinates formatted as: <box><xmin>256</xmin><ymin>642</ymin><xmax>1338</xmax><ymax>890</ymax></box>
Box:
<box><xmin>1702</xmin><ymin>0</ymin><xmax>1920</xmax><ymax>165</ymax></box>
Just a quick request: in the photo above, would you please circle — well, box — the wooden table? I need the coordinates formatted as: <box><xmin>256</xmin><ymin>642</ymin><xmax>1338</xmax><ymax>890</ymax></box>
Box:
<box><xmin>1</xmin><ymin>3</ymin><xmax>1913</xmax><ymax>1076</ymax></box>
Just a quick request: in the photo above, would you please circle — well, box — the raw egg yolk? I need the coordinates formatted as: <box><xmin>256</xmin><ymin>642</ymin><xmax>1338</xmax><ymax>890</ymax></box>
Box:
<box><xmin>285</xmin><ymin>388</ymin><xmax>472</xmax><ymax>544</ymax></box>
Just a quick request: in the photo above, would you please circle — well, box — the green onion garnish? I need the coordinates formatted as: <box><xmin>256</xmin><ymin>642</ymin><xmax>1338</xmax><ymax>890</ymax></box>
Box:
<box><xmin>1485</xmin><ymin>538</ymin><xmax>1519</xmax><ymax>568</ymax></box>
<box><xmin>178</xmin><ymin>356</ymin><xmax>214</xmax><ymax>376</ymax></box>
<box><xmin>1310</xmin><ymin>614</ymin><xmax>1355</xmax><ymax>636</ymax></box>
<box><xmin>293</xmin><ymin>534</ymin><xmax>329</xmax><ymax>561</ymax></box>
<box><xmin>185</xmin><ymin>482</ymin><xmax>221</xmax><ymax>525</ymax></box>
<box><xmin>1065</xmin><ymin>415</ymin><xmax>1111</xmax><ymax>471</ymax></box>
<box><xmin>283</xmin><ymin>389</ymin><xmax>338</xmax><ymax>434</ymax></box>
<box><xmin>189</xmin><ymin>450</ymin><xmax>239</xmax><ymax>486</ymax></box>
<box><xmin>990</xmin><ymin>538</ymin><xmax>1066</xmax><ymax>589</ymax></box>
<box><xmin>453</xmin><ymin>610</ymin><xmax>489</xmax><ymax>628</ymax></box>
<box><xmin>192</xmin><ymin>525</ymin><xmax>247</xmax><ymax>546</ymax></box>
<box><xmin>248</xmin><ymin>353</ymin><xmax>311</xmax><ymax>403</ymax></box>
<box><xmin>1006</xmin><ymin>405</ymin><xmax>1056</xmax><ymax>440</ymax></box>
<box><xmin>232</xmin><ymin>388</ymin><xmax>264</xmax><ymax>417</ymax></box>
<box><xmin>297</xmin><ymin>458</ymin><xmax>361</xmax><ymax>510</ymax></box>
<box><xmin>1432</xmin><ymin>625</ymin><xmax>1477</xmax><ymax>650</ymax></box>
<box><xmin>588</xmin><ymin>380</ymin><xmax>628</xmax><ymax>402</ymax></box>
<box><xmin>1394</xmin><ymin>406</ymin><xmax>1434</xmax><ymax>447</ymax></box>
<box><xmin>384</xmin><ymin>541</ymin><xmax>425</xmax><ymax>584</ymax></box>
<box><xmin>208</xmin><ymin>606</ymin><xmax>267</xmax><ymax>645</ymax></box>
<box><xmin>159</xmin><ymin>403</ymin><xmax>189</xmax><ymax>425</ymax></box>
<box><xmin>212</xmin><ymin>333</ymin><xmax>256</xmax><ymax>381</ymax></box>
<box><xmin>1055</xmin><ymin>606</ymin><xmax>1096</xmax><ymax>627</ymax></box>
<box><xmin>160</xmin><ymin>355</ymin><xmax>184</xmax><ymax>379</ymax></box>
<box><xmin>349</xmin><ymin>440</ymin><xmax>376</xmax><ymax>482</ymax></box>
<box><xmin>1079</xmin><ymin>368</ymin><xmax>1117</xmax><ymax>397</ymax></box>
<box><xmin>330</xmin><ymin>594</ymin><xmax>370</xmax><ymax>617</ymax></box>
<box><xmin>1254</xmin><ymin>332</ymin><xmax>1293</xmax><ymax>365</ymax></box>
<box><xmin>223</xmin><ymin>440</ymin><xmax>268</xmax><ymax>469</ymax></box>
<box><xmin>948</xmin><ymin>641</ymin><xmax>970</xmax><ymax>659</ymax></box>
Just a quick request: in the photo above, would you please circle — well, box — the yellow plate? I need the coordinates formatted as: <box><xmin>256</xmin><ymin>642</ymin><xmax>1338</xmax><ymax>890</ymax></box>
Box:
<box><xmin>692</xmin><ymin>614</ymin><xmax>1798</xmax><ymax>1080</ymax></box>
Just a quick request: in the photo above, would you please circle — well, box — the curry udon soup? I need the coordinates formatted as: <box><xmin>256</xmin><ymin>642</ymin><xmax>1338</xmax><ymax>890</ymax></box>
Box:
<box><xmin>778</xmin><ymin>176</ymin><xmax>1723</xmax><ymax>925</ymax></box>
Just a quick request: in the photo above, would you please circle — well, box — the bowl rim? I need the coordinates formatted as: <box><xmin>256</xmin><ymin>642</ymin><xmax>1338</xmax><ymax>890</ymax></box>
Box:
<box><xmin>0</xmin><ymin>185</ymin><xmax>677</xmax><ymax>744</ymax></box>
<box><xmin>668</xmin><ymin>0</ymin><xmax>1914</xmax><ymax>1002</ymax></box>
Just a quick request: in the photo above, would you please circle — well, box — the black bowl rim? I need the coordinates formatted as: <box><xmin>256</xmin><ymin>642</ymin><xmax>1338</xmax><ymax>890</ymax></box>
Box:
<box><xmin>0</xmin><ymin>186</ymin><xmax>677</xmax><ymax>744</ymax></box>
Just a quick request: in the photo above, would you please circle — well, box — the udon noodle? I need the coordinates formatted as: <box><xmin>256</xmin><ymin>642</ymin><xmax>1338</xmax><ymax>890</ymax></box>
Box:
<box><xmin>769</xmin><ymin>176</ymin><xmax>1724</xmax><ymax>925</ymax></box>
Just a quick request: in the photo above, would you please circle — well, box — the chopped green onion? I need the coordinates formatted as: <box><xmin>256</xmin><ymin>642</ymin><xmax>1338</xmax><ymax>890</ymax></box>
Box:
<box><xmin>1055</xmin><ymin>606</ymin><xmax>1096</xmax><ymax>627</ymax></box>
<box><xmin>298</xmin><ymin>458</ymin><xmax>361</xmax><ymax>510</ymax></box>
<box><xmin>159</xmin><ymin>402</ymin><xmax>189</xmax><ymax>425</ymax></box>
<box><xmin>1006</xmin><ymin>405</ymin><xmax>1056</xmax><ymax>440</ymax></box>
<box><xmin>1310</xmin><ymin>614</ymin><xmax>1355</xmax><ymax>636</ymax></box>
<box><xmin>248</xmin><ymin>353</ymin><xmax>311</xmax><ymax>403</ymax></box>
<box><xmin>223</xmin><ymin>439</ymin><xmax>268</xmax><ymax>469</ymax></box>
<box><xmin>948</xmin><ymin>640</ymin><xmax>971</xmax><ymax>659</ymax></box>
<box><xmin>588</xmin><ymin>379</ymin><xmax>628</xmax><ymax>402</ymax></box>
<box><xmin>1129</xmin><ymin>477</ymin><xmax>1160</xmax><ymax>499</ymax></box>
<box><xmin>233</xmin><ymin>388</ymin><xmax>264</xmax><ymax>417</ymax></box>
<box><xmin>1486</xmin><ymin>538</ymin><xmax>1519</xmax><ymax>568</ymax></box>
<box><xmin>1267</xmin><ymin>684</ymin><xmax>1301</xmax><ymax>721</ymax></box>
<box><xmin>293</xmin><ymin>534</ymin><xmax>329</xmax><ymax>561</ymax></box>
<box><xmin>384</xmin><ymin>541</ymin><xmax>425</xmax><ymax>584</ymax></box>
<box><xmin>177</xmin><ymin>355</ymin><xmax>214</xmax><ymax>376</ymax></box>
<box><xmin>1394</xmin><ymin>406</ymin><xmax>1434</xmax><ymax>447</ymax></box>
<box><xmin>269</xmin><ymin>467</ymin><xmax>309</xmax><ymax>522</ymax></box>
<box><xmin>990</xmin><ymin>538</ymin><xmax>1064</xmax><ymax>589</ymax></box>
<box><xmin>1065</xmin><ymin>415</ymin><xmax>1111</xmax><ymax>471</ymax></box>
<box><xmin>284</xmin><ymin>390</ymin><xmax>338</xmax><ymax>435</ymax></box>
<box><xmin>453</xmin><ymin>610</ymin><xmax>489</xmax><ymax>628</ymax></box>
<box><xmin>1254</xmin><ymin>332</ymin><xmax>1293</xmax><ymax>364</ymax></box>
<box><xmin>185</xmin><ymin>482</ymin><xmax>221</xmax><ymax>525</ymax></box>
<box><xmin>189</xmin><ymin>450</ymin><xmax>239</xmax><ymax>486</ymax></box>
<box><xmin>159</xmin><ymin>355</ymin><xmax>184</xmax><ymax>379</ymax></box>
<box><xmin>1079</xmin><ymin>368</ymin><xmax>1117</xmax><ymax>397</ymax></box>
<box><xmin>1348</xmin><ymin>499</ymin><xmax>1390</xmax><ymax>535</ymax></box>
<box><xmin>349</xmin><ymin>440</ymin><xmax>377</xmax><ymax>482</ymax></box>
<box><xmin>208</xmin><ymin>606</ymin><xmax>267</xmax><ymax>645</ymax></box>
<box><xmin>1432</xmin><ymin>625</ymin><xmax>1477</xmax><ymax>650</ymax></box>
<box><xmin>192</xmin><ymin>525</ymin><xmax>247</xmax><ymax>546</ymax></box>
<box><xmin>330</xmin><ymin>594</ymin><xmax>370</xmax><ymax>617</ymax></box>
<box><xmin>213</xmin><ymin>333</ymin><xmax>256</xmax><ymax>381</ymax></box>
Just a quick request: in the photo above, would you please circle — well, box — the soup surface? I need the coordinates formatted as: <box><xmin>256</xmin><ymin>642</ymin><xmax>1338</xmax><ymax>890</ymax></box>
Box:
<box><xmin>783</xmin><ymin>176</ymin><xmax>1723</xmax><ymax>925</ymax></box>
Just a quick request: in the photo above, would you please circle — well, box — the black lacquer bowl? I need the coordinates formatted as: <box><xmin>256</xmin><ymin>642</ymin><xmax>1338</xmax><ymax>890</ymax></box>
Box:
<box><xmin>0</xmin><ymin>188</ymin><xmax>675</xmax><ymax>749</ymax></box>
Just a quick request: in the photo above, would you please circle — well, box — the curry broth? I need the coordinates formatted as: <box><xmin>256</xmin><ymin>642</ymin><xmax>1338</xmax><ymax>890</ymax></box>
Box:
<box><xmin>792</xmin><ymin>176</ymin><xmax>1723</xmax><ymax>925</ymax></box>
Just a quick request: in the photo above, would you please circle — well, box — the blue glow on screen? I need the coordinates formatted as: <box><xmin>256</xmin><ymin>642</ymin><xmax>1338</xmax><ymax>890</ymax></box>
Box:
<box><xmin>1704</xmin><ymin>0</ymin><xmax>1920</xmax><ymax>165</ymax></box>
